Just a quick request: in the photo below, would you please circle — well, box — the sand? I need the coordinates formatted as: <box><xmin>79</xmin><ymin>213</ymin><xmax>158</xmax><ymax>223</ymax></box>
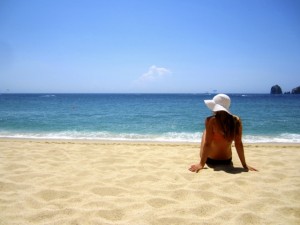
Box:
<box><xmin>0</xmin><ymin>139</ymin><xmax>299</xmax><ymax>225</ymax></box>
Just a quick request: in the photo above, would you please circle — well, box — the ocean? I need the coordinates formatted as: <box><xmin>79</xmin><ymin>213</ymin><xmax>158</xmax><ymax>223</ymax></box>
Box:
<box><xmin>0</xmin><ymin>93</ymin><xmax>299</xmax><ymax>143</ymax></box>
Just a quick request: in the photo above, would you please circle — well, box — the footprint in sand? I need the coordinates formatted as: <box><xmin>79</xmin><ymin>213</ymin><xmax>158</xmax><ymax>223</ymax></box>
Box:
<box><xmin>147</xmin><ymin>197</ymin><xmax>176</xmax><ymax>208</ymax></box>
<box><xmin>91</xmin><ymin>187</ymin><xmax>125</xmax><ymax>196</ymax></box>
<box><xmin>35</xmin><ymin>189</ymin><xmax>74</xmax><ymax>202</ymax></box>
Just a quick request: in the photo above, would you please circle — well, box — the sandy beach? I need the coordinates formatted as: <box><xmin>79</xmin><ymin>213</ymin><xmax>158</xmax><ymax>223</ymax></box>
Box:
<box><xmin>0</xmin><ymin>139</ymin><xmax>299</xmax><ymax>225</ymax></box>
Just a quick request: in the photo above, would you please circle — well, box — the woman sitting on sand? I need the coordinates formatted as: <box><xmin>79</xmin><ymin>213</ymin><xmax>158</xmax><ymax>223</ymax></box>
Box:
<box><xmin>189</xmin><ymin>94</ymin><xmax>257</xmax><ymax>173</ymax></box>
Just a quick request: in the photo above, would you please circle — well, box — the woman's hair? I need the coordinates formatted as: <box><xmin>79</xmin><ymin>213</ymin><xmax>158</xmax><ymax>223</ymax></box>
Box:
<box><xmin>215</xmin><ymin>111</ymin><xmax>240</xmax><ymax>141</ymax></box>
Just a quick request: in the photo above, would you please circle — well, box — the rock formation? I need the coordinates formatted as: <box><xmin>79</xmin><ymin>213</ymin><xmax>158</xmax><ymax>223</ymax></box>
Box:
<box><xmin>291</xmin><ymin>86</ymin><xmax>300</xmax><ymax>94</ymax></box>
<box><xmin>270</xmin><ymin>85</ymin><xmax>282</xmax><ymax>94</ymax></box>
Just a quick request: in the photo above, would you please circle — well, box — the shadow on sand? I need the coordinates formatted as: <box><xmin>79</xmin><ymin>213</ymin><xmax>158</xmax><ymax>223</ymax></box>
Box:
<box><xmin>207</xmin><ymin>163</ymin><xmax>248</xmax><ymax>174</ymax></box>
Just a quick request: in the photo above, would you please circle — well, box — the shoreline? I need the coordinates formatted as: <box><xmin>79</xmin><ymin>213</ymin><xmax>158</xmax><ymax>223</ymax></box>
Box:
<box><xmin>1</xmin><ymin>138</ymin><xmax>299</xmax><ymax>224</ymax></box>
<box><xmin>1</xmin><ymin>137</ymin><xmax>300</xmax><ymax>146</ymax></box>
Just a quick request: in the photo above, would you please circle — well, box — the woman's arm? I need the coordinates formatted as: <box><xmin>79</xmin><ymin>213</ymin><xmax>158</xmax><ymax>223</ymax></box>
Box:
<box><xmin>189</xmin><ymin>117</ymin><xmax>213</xmax><ymax>172</ymax></box>
<box><xmin>200</xmin><ymin>119</ymin><xmax>214</xmax><ymax>167</ymax></box>
<box><xmin>234</xmin><ymin>118</ymin><xmax>257</xmax><ymax>171</ymax></box>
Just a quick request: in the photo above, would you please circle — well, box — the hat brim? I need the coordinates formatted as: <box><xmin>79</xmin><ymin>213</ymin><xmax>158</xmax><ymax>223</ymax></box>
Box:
<box><xmin>204</xmin><ymin>100</ymin><xmax>231</xmax><ymax>114</ymax></box>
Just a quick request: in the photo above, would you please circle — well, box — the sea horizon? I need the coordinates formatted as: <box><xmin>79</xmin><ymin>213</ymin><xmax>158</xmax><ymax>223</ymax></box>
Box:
<box><xmin>1</xmin><ymin>92</ymin><xmax>278</xmax><ymax>94</ymax></box>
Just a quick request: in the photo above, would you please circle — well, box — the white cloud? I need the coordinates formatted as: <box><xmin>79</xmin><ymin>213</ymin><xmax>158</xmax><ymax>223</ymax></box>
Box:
<box><xmin>138</xmin><ymin>65</ymin><xmax>172</xmax><ymax>82</ymax></box>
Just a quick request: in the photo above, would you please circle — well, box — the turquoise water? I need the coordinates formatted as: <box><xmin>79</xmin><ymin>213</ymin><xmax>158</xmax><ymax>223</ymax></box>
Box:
<box><xmin>0</xmin><ymin>94</ymin><xmax>299</xmax><ymax>143</ymax></box>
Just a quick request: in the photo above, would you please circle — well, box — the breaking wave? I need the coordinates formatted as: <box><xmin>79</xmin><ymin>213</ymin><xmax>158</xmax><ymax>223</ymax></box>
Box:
<box><xmin>0</xmin><ymin>131</ymin><xmax>299</xmax><ymax>143</ymax></box>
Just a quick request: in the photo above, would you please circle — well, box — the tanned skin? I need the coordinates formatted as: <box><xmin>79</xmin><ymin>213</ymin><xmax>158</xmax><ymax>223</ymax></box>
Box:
<box><xmin>189</xmin><ymin>112</ymin><xmax>257</xmax><ymax>173</ymax></box>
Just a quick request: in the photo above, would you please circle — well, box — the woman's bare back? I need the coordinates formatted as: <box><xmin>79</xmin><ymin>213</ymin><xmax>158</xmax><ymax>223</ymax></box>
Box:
<box><xmin>201</xmin><ymin>117</ymin><xmax>233</xmax><ymax>160</ymax></box>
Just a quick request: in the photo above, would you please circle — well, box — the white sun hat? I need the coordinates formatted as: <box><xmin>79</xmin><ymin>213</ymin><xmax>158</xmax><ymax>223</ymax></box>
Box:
<box><xmin>204</xmin><ymin>94</ymin><xmax>231</xmax><ymax>114</ymax></box>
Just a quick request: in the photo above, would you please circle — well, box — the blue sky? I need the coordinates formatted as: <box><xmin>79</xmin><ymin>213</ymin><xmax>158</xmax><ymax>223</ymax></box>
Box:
<box><xmin>0</xmin><ymin>0</ymin><xmax>299</xmax><ymax>93</ymax></box>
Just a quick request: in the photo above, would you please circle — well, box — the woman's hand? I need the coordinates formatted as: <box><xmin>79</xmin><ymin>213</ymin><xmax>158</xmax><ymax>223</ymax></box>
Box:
<box><xmin>189</xmin><ymin>163</ymin><xmax>204</xmax><ymax>173</ymax></box>
<box><xmin>243</xmin><ymin>164</ymin><xmax>258</xmax><ymax>171</ymax></box>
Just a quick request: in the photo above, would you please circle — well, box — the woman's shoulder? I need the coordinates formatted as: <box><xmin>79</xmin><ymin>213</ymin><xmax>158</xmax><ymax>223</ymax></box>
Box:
<box><xmin>232</xmin><ymin>115</ymin><xmax>242</xmax><ymax>128</ymax></box>
<box><xmin>205</xmin><ymin>115</ymin><xmax>215</xmax><ymax>122</ymax></box>
<box><xmin>233</xmin><ymin>115</ymin><xmax>241</xmax><ymax>121</ymax></box>
<box><xmin>205</xmin><ymin>115</ymin><xmax>217</xmax><ymax>127</ymax></box>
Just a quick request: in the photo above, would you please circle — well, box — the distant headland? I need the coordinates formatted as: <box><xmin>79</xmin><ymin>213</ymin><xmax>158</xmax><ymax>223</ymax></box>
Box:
<box><xmin>270</xmin><ymin>85</ymin><xmax>300</xmax><ymax>94</ymax></box>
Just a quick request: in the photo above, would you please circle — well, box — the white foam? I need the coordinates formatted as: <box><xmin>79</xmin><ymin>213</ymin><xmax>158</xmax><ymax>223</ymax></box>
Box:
<box><xmin>0</xmin><ymin>131</ymin><xmax>200</xmax><ymax>142</ymax></box>
<box><xmin>0</xmin><ymin>131</ymin><xmax>299</xmax><ymax>143</ymax></box>
<box><xmin>243</xmin><ymin>133</ymin><xmax>300</xmax><ymax>143</ymax></box>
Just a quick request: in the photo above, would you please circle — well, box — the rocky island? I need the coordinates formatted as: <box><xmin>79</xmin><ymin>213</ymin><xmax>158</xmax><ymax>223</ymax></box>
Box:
<box><xmin>271</xmin><ymin>85</ymin><xmax>300</xmax><ymax>94</ymax></box>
